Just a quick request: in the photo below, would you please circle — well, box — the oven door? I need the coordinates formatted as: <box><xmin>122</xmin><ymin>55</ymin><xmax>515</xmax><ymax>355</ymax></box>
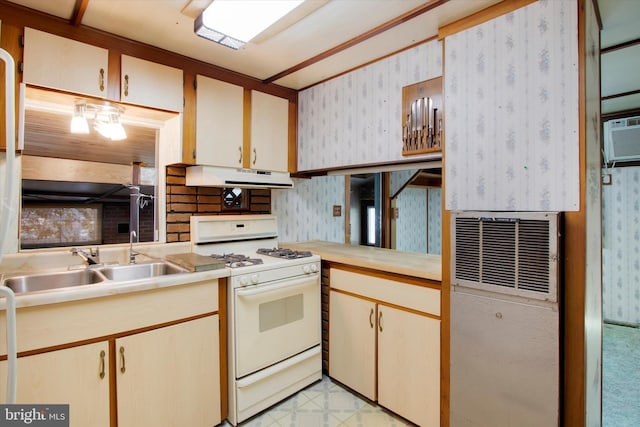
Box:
<box><xmin>234</xmin><ymin>273</ymin><xmax>320</xmax><ymax>378</ymax></box>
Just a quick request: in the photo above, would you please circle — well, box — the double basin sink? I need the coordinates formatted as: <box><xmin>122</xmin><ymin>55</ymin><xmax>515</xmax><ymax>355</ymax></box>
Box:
<box><xmin>3</xmin><ymin>261</ymin><xmax>188</xmax><ymax>295</ymax></box>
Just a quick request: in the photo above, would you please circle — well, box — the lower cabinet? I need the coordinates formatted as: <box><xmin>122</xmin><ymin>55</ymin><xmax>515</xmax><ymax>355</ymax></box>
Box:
<box><xmin>116</xmin><ymin>315</ymin><xmax>220</xmax><ymax>427</ymax></box>
<box><xmin>329</xmin><ymin>267</ymin><xmax>441</xmax><ymax>426</ymax></box>
<box><xmin>0</xmin><ymin>341</ymin><xmax>110</xmax><ymax>427</ymax></box>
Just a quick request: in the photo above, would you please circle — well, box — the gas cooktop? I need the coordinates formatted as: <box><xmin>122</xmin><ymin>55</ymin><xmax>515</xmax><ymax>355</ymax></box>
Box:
<box><xmin>256</xmin><ymin>248</ymin><xmax>313</xmax><ymax>260</ymax></box>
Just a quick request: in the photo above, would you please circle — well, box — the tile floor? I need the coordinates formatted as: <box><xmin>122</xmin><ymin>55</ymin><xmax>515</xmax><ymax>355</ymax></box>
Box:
<box><xmin>222</xmin><ymin>376</ymin><xmax>414</xmax><ymax>427</ymax></box>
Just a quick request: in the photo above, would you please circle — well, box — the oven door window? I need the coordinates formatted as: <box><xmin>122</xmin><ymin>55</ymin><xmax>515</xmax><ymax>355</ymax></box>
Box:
<box><xmin>235</xmin><ymin>274</ymin><xmax>320</xmax><ymax>378</ymax></box>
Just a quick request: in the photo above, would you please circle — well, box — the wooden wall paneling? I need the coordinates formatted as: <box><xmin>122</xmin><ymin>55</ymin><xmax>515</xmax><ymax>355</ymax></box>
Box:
<box><xmin>288</xmin><ymin>99</ymin><xmax>297</xmax><ymax>173</ymax></box>
<box><xmin>0</xmin><ymin>21</ymin><xmax>22</xmax><ymax>151</ymax></box>
<box><xmin>107</xmin><ymin>49</ymin><xmax>120</xmax><ymax>102</ymax></box>
<box><xmin>437</xmin><ymin>0</ymin><xmax>537</xmax><ymax>39</ymax></box>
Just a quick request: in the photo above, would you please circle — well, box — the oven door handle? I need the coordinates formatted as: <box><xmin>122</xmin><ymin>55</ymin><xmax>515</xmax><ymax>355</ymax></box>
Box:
<box><xmin>235</xmin><ymin>274</ymin><xmax>318</xmax><ymax>297</ymax></box>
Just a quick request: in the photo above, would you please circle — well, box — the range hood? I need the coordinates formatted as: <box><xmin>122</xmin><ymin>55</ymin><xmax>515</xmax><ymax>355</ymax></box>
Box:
<box><xmin>185</xmin><ymin>166</ymin><xmax>294</xmax><ymax>189</ymax></box>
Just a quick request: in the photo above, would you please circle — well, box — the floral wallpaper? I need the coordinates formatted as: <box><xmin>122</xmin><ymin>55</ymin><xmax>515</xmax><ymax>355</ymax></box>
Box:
<box><xmin>428</xmin><ymin>188</ymin><xmax>442</xmax><ymax>254</ymax></box>
<box><xmin>444</xmin><ymin>0</ymin><xmax>579</xmax><ymax>211</ymax></box>
<box><xmin>602</xmin><ymin>167</ymin><xmax>640</xmax><ymax>326</ymax></box>
<box><xmin>298</xmin><ymin>40</ymin><xmax>442</xmax><ymax>171</ymax></box>
<box><xmin>272</xmin><ymin>176</ymin><xmax>345</xmax><ymax>244</ymax></box>
<box><xmin>396</xmin><ymin>187</ymin><xmax>427</xmax><ymax>253</ymax></box>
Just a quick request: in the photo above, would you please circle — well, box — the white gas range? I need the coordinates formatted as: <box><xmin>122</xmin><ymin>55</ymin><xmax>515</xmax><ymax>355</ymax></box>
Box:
<box><xmin>190</xmin><ymin>215</ymin><xmax>322</xmax><ymax>425</ymax></box>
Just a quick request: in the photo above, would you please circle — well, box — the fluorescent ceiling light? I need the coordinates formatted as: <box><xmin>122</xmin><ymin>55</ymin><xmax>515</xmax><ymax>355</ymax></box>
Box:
<box><xmin>196</xmin><ymin>0</ymin><xmax>303</xmax><ymax>49</ymax></box>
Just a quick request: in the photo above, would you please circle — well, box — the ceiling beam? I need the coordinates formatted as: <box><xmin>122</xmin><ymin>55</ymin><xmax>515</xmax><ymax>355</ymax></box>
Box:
<box><xmin>71</xmin><ymin>0</ymin><xmax>90</xmax><ymax>27</ymax></box>
<box><xmin>262</xmin><ymin>0</ymin><xmax>449</xmax><ymax>84</ymax></box>
<box><xmin>601</xmin><ymin>37</ymin><xmax>640</xmax><ymax>55</ymax></box>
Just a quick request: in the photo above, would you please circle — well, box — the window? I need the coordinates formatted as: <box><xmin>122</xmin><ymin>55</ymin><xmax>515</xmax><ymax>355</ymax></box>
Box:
<box><xmin>20</xmin><ymin>205</ymin><xmax>102</xmax><ymax>249</ymax></box>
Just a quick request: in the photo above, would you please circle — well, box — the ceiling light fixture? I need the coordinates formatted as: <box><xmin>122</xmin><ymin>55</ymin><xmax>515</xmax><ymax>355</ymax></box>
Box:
<box><xmin>70</xmin><ymin>101</ymin><xmax>127</xmax><ymax>141</ymax></box>
<box><xmin>195</xmin><ymin>0</ymin><xmax>303</xmax><ymax>49</ymax></box>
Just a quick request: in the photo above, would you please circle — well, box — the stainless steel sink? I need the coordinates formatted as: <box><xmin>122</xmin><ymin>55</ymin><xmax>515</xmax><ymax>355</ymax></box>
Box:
<box><xmin>3</xmin><ymin>269</ymin><xmax>106</xmax><ymax>294</ymax></box>
<box><xmin>98</xmin><ymin>262</ymin><xmax>187</xmax><ymax>281</ymax></box>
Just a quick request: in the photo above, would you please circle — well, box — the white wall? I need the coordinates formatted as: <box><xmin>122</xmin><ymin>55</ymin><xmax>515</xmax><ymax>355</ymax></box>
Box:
<box><xmin>444</xmin><ymin>0</ymin><xmax>579</xmax><ymax>211</ymax></box>
<box><xmin>602</xmin><ymin>166</ymin><xmax>640</xmax><ymax>326</ymax></box>
<box><xmin>271</xmin><ymin>176</ymin><xmax>345</xmax><ymax>244</ymax></box>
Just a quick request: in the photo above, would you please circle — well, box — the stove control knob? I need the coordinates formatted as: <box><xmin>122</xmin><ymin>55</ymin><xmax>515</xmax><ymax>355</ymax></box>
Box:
<box><xmin>310</xmin><ymin>264</ymin><xmax>318</xmax><ymax>273</ymax></box>
<box><xmin>251</xmin><ymin>274</ymin><xmax>259</xmax><ymax>284</ymax></box>
<box><xmin>239</xmin><ymin>276</ymin><xmax>250</xmax><ymax>286</ymax></box>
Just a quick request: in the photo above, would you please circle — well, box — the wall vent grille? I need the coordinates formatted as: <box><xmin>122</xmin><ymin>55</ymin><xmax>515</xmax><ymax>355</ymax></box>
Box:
<box><xmin>452</xmin><ymin>212</ymin><xmax>559</xmax><ymax>301</ymax></box>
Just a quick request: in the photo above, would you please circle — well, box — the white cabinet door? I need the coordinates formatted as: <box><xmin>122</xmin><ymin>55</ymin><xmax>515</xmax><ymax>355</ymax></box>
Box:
<box><xmin>378</xmin><ymin>305</ymin><xmax>440</xmax><ymax>427</ymax></box>
<box><xmin>23</xmin><ymin>28</ymin><xmax>108</xmax><ymax>98</ymax></box>
<box><xmin>250</xmin><ymin>90</ymin><xmax>289</xmax><ymax>172</ymax></box>
<box><xmin>121</xmin><ymin>55</ymin><xmax>183</xmax><ymax>112</ymax></box>
<box><xmin>195</xmin><ymin>75</ymin><xmax>244</xmax><ymax>167</ymax></box>
<box><xmin>116</xmin><ymin>315</ymin><xmax>221</xmax><ymax>427</ymax></box>
<box><xmin>0</xmin><ymin>342</ymin><xmax>110</xmax><ymax>427</ymax></box>
<box><xmin>329</xmin><ymin>291</ymin><xmax>376</xmax><ymax>400</ymax></box>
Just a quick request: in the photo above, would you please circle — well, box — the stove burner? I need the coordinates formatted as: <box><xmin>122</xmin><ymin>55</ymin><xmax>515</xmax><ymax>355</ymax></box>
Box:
<box><xmin>210</xmin><ymin>253</ymin><xmax>264</xmax><ymax>268</ymax></box>
<box><xmin>256</xmin><ymin>248</ymin><xmax>313</xmax><ymax>260</ymax></box>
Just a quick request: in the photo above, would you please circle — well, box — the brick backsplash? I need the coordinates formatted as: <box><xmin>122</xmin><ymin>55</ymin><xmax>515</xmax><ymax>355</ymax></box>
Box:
<box><xmin>166</xmin><ymin>166</ymin><xmax>271</xmax><ymax>242</ymax></box>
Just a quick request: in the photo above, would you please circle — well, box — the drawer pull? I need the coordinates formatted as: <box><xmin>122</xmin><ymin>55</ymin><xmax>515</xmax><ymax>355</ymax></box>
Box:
<box><xmin>369</xmin><ymin>308</ymin><xmax>374</xmax><ymax>328</ymax></box>
<box><xmin>99</xmin><ymin>68</ymin><xmax>105</xmax><ymax>92</ymax></box>
<box><xmin>119</xmin><ymin>346</ymin><xmax>126</xmax><ymax>374</ymax></box>
<box><xmin>99</xmin><ymin>350</ymin><xmax>106</xmax><ymax>379</ymax></box>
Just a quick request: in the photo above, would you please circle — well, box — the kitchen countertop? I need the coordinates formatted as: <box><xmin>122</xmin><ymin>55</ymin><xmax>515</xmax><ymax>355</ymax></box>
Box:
<box><xmin>0</xmin><ymin>242</ymin><xmax>230</xmax><ymax>309</ymax></box>
<box><xmin>281</xmin><ymin>241</ymin><xmax>441</xmax><ymax>282</ymax></box>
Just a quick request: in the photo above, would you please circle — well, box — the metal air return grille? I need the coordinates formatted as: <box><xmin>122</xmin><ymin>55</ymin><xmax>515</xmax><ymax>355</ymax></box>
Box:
<box><xmin>452</xmin><ymin>212</ymin><xmax>559</xmax><ymax>302</ymax></box>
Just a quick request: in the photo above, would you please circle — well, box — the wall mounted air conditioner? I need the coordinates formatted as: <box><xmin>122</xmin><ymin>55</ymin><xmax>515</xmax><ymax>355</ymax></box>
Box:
<box><xmin>604</xmin><ymin>116</ymin><xmax>640</xmax><ymax>162</ymax></box>
<box><xmin>451</xmin><ymin>211</ymin><xmax>560</xmax><ymax>302</ymax></box>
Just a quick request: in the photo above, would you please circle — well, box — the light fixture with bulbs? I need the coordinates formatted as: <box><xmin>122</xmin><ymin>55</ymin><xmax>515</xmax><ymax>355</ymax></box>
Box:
<box><xmin>69</xmin><ymin>101</ymin><xmax>127</xmax><ymax>141</ymax></box>
<box><xmin>195</xmin><ymin>0</ymin><xmax>303</xmax><ymax>49</ymax></box>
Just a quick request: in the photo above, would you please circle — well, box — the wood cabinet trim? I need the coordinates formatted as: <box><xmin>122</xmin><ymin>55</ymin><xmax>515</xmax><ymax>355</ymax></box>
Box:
<box><xmin>437</xmin><ymin>0</ymin><xmax>537</xmax><ymax>40</ymax></box>
<box><xmin>243</xmin><ymin>88</ymin><xmax>252</xmax><ymax>168</ymax></box>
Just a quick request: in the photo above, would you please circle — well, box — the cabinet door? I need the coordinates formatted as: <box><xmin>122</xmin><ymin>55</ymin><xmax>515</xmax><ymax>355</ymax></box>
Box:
<box><xmin>121</xmin><ymin>55</ymin><xmax>183</xmax><ymax>111</ymax></box>
<box><xmin>196</xmin><ymin>75</ymin><xmax>244</xmax><ymax>167</ymax></box>
<box><xmin>0</xmin><ymin>342</ymin><xmax>110</xmax><ymax>427</ymax></box>
<box><xmin>23</xmin><ymin>28</ymin><xmax>108</xmax><ymax>98</ymax></box>
<box><xmin>250</xmin><ymin>90</ymin><xmax>289</xmax><ymax>172</ymax></box>
<box><xmin>329</xmin><ymin>291</ymin><xmax>376</xmax><ymax>400</ymax></box>
<box><xmin>377</xmin><ymin>305</ymin><xmax>440</xmax><ymax>427</ymax></box>
<box><xmin>116</xmin><ymin>315</ymin><xmax>221</xmax><ymax>427</ymax></box>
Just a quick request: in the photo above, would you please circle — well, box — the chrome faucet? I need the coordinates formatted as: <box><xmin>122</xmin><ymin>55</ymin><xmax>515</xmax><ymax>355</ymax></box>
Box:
<box><xmin>71</xmin><ymin>247</ymin><xmax>100</xmax><ymax>265</ymax></box>
<box><xmin>129</xmin><ymin>230</ymin><xmax>138</xmax><ymax>264</ymax></box>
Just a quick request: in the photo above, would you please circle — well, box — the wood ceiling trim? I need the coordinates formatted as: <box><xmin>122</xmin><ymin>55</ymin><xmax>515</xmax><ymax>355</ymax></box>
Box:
<box><xmin>437</xmin><ymin>0</ymin><xmax>536</xmax><ymax>40</ymax></box>
<box><xmin>71</xmin><ymin>0</ymin><xmax>90</xmax><ymax>27</ymax></box>
<box><xmin>262</xmin><ymin>0</ymin><xmax>450</xmax><ymax>84</ymax></box>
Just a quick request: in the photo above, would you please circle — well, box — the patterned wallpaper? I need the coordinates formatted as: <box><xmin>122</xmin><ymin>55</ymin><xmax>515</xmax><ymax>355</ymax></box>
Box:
<box><xmin>396</xmin><ymin>187</ymin><xmax>427</xmax><ymax>253</ymax></box>
<box><xmin>428</xmin><ymin>188</ymin><xmax>442</xmax><ymax>254</ymax></box>
<box><xmin>272</xmin><ymin>176</ymin><xmax>345</xmax><ymax>244</ymax></box>
<box><xmin>602</xmin><ymin>167</ymin><xmax>640</xmax><ymax>326</ymax></box>
<box><xmin>444</xmin><ymin>0</ymin><xmax>579</xmax><ymax>211</ymax></box>
<box><xmin>297</xmin><ymin>40</ymin><xmax>442</xmax><ymax>171</ymax></box>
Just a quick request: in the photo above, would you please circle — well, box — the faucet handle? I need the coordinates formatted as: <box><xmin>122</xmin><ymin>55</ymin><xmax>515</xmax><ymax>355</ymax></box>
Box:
<box><xmin>90</xmin><ymin>247</ymin><xmax>99</xmax><ymax>257</ymax></box>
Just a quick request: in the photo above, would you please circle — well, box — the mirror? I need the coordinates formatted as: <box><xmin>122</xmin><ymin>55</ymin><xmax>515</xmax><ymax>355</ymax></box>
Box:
<box><xmin>390</xmin><ymin>168</ymin><xmax>442</xmax><ymax>254</ymax></box>
<box><xmin>20</xmin><ymin>88</ymin><xmax>171</xmax><ymax>250</ymax></box>
<box><xmin>346</xmin><ymin>165</ymin><xmax>442</xmax><ymax>254</ymax></box>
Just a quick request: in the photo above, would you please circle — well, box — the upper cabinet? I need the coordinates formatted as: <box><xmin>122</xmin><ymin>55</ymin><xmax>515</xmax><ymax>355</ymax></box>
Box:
<box><xmin>23</xmin><ymin>27</ymin><xmax>108</xmax><ymax>99</ymax></box>
<box><xmin>121</xmin><ymin>55</ymin><xmax>183</xmax><ymax>112</ymax></box>
<box><xmin>250</xmin><ymin>90</ymin><xmax>289</xmax><ymax>172</ymax></box>
<box><xmin>297</xmin><ymin>39</ymin><xmax>442</xmax><ymax>172</ymax></box>
<box><xmin>194</xmin><ymin>75</ymin><xmax>244</xmax><ymax>167</ymax></box>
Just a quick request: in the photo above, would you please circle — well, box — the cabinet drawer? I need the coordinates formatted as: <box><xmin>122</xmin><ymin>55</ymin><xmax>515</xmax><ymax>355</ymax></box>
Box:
<box><xmin>330</xmin><ymin>268</ymin><xmax>440</xmax><ymax>316</ymax></box>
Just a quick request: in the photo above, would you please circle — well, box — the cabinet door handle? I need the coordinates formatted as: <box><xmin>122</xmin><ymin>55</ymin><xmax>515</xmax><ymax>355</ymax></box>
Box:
<box><xmin>378</xmin><ymin>311</ymin><xmax>383</xmax><ymax>332</ymax></box>
<box><xmin>99</xmin><ymin>68</ymin><xmax>105</xmax><ymax>92</ymax></box>
<box><xmin>119</xmin><ymin>346</ymin><xmax>126</xmax><ymax>374</ymax></box>
<box><xmin>99</xmin><ymin>350</ymin><xmax>106</xmax><ymax>379</ymax></box>
<box><xmin>124</xmin><ymin>74</ymin><xmax>129</xmax><ymax>97</ymax></box>
<box><xmin>252</xmin><ymin>148</ymin><xmax>257</xmax><ymax>165</ymax></box>
<box><xmin>369</xmin><ymin>308</ymin><xmax>374</xmax><ymax>328</ymax></box>
<box><xmin>238</xmin><ymin>146</ymin><xmax>243</xmax><ymax>164</ymax></box>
